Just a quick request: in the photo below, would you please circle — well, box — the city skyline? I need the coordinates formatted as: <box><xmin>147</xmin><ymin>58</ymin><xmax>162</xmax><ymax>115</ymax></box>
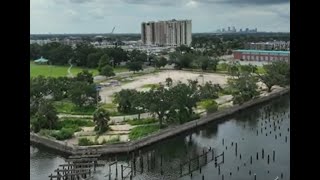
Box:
<box><xmin>31</xmin><ymin>0</ymin><xmax>290</xmax><ymax>34</ymax></box>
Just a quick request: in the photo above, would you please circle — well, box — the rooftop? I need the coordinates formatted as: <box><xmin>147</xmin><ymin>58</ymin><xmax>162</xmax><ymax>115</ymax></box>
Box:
<box><xmin>233</xmin><ymin>49</ymin><xmax>290</xmax><ymax>54</ymax></box>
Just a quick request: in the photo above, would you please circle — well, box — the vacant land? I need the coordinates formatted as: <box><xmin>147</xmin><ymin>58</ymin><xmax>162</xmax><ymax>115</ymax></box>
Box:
<box><xmin>99</xmin><ymin>70</ymin><xmax>229</xmax><ymax>103</ymax></box>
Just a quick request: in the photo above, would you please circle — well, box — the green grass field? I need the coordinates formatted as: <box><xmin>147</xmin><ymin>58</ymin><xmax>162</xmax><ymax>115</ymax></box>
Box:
<box><xmin>30</xmin><ymin>62</ymin><xmax>129</xmax><ymax>77</ymax></box>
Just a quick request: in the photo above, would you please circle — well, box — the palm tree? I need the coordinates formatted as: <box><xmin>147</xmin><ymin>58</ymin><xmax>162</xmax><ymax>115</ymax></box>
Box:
<box><xmin>93</xmin><ymin>108</ymin><xmax>110</xmax><ymax>134</ymax></box>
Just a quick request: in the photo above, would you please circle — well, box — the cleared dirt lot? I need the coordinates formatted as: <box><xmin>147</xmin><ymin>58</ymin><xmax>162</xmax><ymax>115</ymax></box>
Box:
<box><xmin>99</xmin><ymin>70</ymin><xmax>229</xmax><ymax>104</ymax></box>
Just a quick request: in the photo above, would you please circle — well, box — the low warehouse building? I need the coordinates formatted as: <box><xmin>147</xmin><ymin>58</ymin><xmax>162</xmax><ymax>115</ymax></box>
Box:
<box><xmin>233</xmin><ymin>50</ymin><xmax>290</xmax><ymax>62</ymax></box>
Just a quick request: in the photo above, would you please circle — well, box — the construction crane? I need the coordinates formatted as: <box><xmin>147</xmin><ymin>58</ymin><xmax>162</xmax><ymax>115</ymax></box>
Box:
<box><xmin>111</xmin><ymin>26</ymin><xmax>115</xmax><ymax>34</ymax></box>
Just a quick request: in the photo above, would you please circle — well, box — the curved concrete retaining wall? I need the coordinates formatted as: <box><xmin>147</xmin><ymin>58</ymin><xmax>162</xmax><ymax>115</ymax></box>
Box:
<box><xmin>30</xmin><ymin>88</ymin><xmax>290</xmax><ymax>155</ymax></box>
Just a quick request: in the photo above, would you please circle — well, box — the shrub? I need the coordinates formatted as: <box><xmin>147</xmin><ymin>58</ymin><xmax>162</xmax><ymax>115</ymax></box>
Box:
<box><xmin>129</xmin><ymin>125</ymin><xmax>159</xmax><ymax>140</ymax></box>
<box><xmin>51</xmin><ymin>128</ymin><xmax>74</xmax><ymax>140</ymax></box>
<box><xmin>78</xmin><ymin>138</ymin><xmax>96</xmax><ymax>146</ymax></box>
<box><xmin>126</xmin><ymin>118</ymin><xmax>158</xmax><ymax>125</ymax></box>
<box><xmin>199</xmin><ymin>99</ymin><xmax>218</xmax><ymax>113</ymax></box>
<box><xmin>106</xmin><ymin>135</ymin><xmax>120</xmax><ymax>144</ymax></box>
<box><xmin>38</xmin><ymin>129</ymin><xmax>53</xmax><ymax>137</ymax></box>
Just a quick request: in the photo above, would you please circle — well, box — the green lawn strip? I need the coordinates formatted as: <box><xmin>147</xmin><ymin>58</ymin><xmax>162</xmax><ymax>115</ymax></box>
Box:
<box><xmin>129</xmin><ymin>124</ymin><xmax>160</xmax><ymax>140</ymax></box>
<box><xmin>53</xmin><ymin>101</ymin><xmax>95</xmax><ymax>115</ymax></box>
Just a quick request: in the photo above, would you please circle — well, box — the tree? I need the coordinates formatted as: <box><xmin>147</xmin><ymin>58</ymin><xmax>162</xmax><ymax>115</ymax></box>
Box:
<box><xmin>131</xmin><ymin>91</ymin><xmax>147</xmax><ymax>120</ymax></box>
<box><xmin>155</xmin><ymin>57</ymin><xmax>167</xmax><ymax>69</ymax></box>
<box><xmin>31</xmin><ymin>100</ymin><xmax>58</xmax><ymax>133</ymax></box>
<box><xmin>30</xmin><ymin>76</ymin><xmax>50</xmax><ymax>100</ymax></box>
<box><xmin>98</xmin><ymin>54</ymin><xmax>111</xmax><ymax>72</ymax></box>
<box><xmin>69</xmin><ymin>81</ymin><xmax>98</xmax><ymax>107</ymax></box>
<box><xmin>165</xmin><ymin>77</ymin><xmax>173</xmax><ymax>87</ymax></box>
<box><xmin>100</xmin><ymin>65</ymin><xmax>115</xmax><ymax>77</ymax></box>
<box><xmin>93</xmin><ymin>108</ymin><xmax>110</xmax><ymax>134</ymax></box>
<box><xmin>240</xmin><ymin>64</ymin><xmax>258</xmax><ymax>74</ymax></box>
<box><xmin>113</xmin><ymin>89</ymin><xmax>139</xmax><ymax>113</ymax></box>
<box><xmin>228</xmin><ymin>61</ymin><xmax>240</xmax><ymax>77</ymax></box>
<box><xmin>198</xmin><ymin>82</ymin><xmax>221</xmax><ymax>100</ymax></box>
<box><xmin>258</xmin><ymin>61</ymin><xmax>290</xmax><ymax>92</ymax></box>
<box><xmin>86</xmin><ymin>51</ymin><xmax>103</xmax><ymax>68</ymax></box>
<box><xmin>127</xmin><ymin>61</ymin><xmax>143</xmax><ymax>72</ymax></box>
<box><xmin>169</xmin><ymin>81</ymin><xmax>200</xmax><ymax>124</ymax></box>
<box><xmin>73</xmin><ymin>43</ymin><xmax>96</xmax><ymax>67</ymax></box>
<box><xmin>228</xmin><ymin>73</ymin><xmax>259</xmax><ymax>104</ymax></box>
<box><xmin>176</xmin><ymin>45</ymin><xmax>192</xmax><ymax>53</ymax></box>
<box><xmin>75</xmin><ymin>70</ymin><xmax>94</xmax><ymax>84</ymax></box>
<box><xmin>209</xmin><ymin>58</ymin><xmax>220</xmax><ymax>72</ymax></box>
<box><xmin>145</xmin><ymin>86</ymin><xmax>171</xmax><ymax>128</ymax></box>
<box><xmin>198</xmin><ymin>56</ymin><xmax>210</xmax><ymax>70</ymax></box>
<box><xmin>30</xmin><ymin>43</ymin><xmax>41</xmax><ymax>60</ymax></box>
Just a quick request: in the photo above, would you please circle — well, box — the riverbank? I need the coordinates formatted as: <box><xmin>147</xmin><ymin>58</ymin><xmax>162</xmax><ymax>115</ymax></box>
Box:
<box><xmin>30</xmin><ymin>87</ymin><xmax>290</xmax><ymax>155</ymax></box>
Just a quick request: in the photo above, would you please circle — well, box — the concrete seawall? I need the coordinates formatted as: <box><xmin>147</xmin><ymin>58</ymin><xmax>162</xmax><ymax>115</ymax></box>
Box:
<box><xmin>30</xmin><ymin>88</ymin><xmax>290</xmax><ymax>155</ymax></box>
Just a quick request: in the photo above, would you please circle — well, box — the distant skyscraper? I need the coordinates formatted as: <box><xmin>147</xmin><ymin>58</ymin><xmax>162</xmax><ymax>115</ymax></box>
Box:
<box><xmin>222</xmin><ymin>28</ymin><xmax>225</xmax><ymax>32</ymax></box>
<box><xmin>245</xmin><ymin>28</ymin><xmax>249</xmax><ymax>32</ymax></box>
<box><xmin>228</xmin><ymin>27</ymin><xmax>231</xmax><ymax>32</ymax></box>
<box><xmin>240</xmin><ymin>29</ymin><xmax>243</xmax><ymax>32</ymax></box>
<box><xmin>232</xmin><ymin>26</ymin><xmax>236</xmax><ymax>32</ymax></box>
<box><xmin>141</xmin><ymin>19</ymin><xmax>192</xmax><ymax>46</ymax></box>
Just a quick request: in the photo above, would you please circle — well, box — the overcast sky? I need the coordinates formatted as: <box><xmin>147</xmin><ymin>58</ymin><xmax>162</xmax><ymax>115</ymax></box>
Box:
<box><xmin>30</xmin><ymin>0</ymin><xmax>290</xmax><ymax>34</ymax></box>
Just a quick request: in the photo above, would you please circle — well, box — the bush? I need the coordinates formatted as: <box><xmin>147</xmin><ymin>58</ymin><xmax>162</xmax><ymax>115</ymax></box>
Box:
<box><xmin>199</xmin><ymin>99</ymin><xmax>218</xmax><ymax>113</ymax></box>
<box><xmin>105</xmin><ymin>135</ymin><xmax>120</xmax><ymax>144</ymax></box>
<box><xmin>38</xmin><ymin>129</ymin><xmax>53</xmax><ymax>137</ymax></box>
<box><xmin>126</xmin><ymin>118</ymin><xmax>158</xmax><ymax>125</ymax></box>
<box><xmin>53</xmin><ymin>101</ymin><xmax>96</xmax><ymax>115</ymax></box>
<box><xmin>100</xmin><ymin>65</ymin><xmax>115</xmax><ymax>77</ymax></box>
<box><xmin>129</xmin><ymin>125</ymin><xmax>159</xmax><ymax>140</ymax></box>
<box><xmin>78</xmin><ymin>138</ymin><xmax>96</xmax><ymax>146</ymax></box>
<box><xmin>57</xmin><ymin>118</ymin><xmax>95</xmax><ymax>129</ymax></box>
<box><xmin>51</xmin><ymin>128</ymin><xmax>74</xmax><ymax>140</ymax></box>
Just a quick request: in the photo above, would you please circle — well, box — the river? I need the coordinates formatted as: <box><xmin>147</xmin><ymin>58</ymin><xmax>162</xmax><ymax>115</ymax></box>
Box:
<box><xmin>30</xmin><ymin>95</ymin><xmax>290</xmax><ymax>180</ymax></box>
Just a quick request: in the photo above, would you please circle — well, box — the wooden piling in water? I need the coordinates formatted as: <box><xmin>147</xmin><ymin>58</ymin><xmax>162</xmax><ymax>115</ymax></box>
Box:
<box><xmin>235</xmin><ymin>143</ymin><xmax>238</xmax><ymax>156</ymax></box>
<box><xmin>262</xmin><ymin>149</ymin><xmax>264</xmax><ymax>159</ymax></box>
<box><xmin>218</xmin><ymin>165</ymin><xmax>221</xmax><ymax>175</ymax></box>
<box><xmin>160</xmin><ymin>154</ymin><xmax>163</xmax><ymax>175</ymax></box>
<box><xmin>273</xmin><ymin>150</ymin><xmax>275</xmax><ymax>162</ymax></box>
<box><xmin>121</xmin><ymin>165</ymin><xmax>123</xmax><ymax>180</ymax></box>
<box><xmin>257</xmin><ymin>152</ymin><xmax>259</xmax><ymax>160</ymax></box>
<box><xmin>285</xmin><ymin>136</ymin><xmax>288</xmax><ymax>143</ymax></box>
<box><xmin>222</xmin><ymin>138</ymin><xmax>224</xmax><ymax>146</ymax></box>
<box><xmin>254</xmin><ymin>173</ymin><xmax>257</xmax><ymax>180</ymax></box>
<box><xmin>116</xmin><ymin>157</ymin><xmax>118</xmax><ymax>178</ymax></box>
<box><xmin>250</xmin><ymin>156</ymin><xmax>252</xmax><ymax>164</ymax></box>
<box><xmin>212</xmin><ymin>149</ymin><xmax>214</xmax><ymax>160</ymax></box>
<box><xmin>267</xmin><ymin>155</ymin><xmax>270</xmax><ymax>164</ymax></box>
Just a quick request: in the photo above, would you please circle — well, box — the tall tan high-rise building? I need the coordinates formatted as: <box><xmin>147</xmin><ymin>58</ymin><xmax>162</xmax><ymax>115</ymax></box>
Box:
<box><xmin>141</xmin><ymin>19</ymin><xmax>192</xmax><ymax>46</ymax></box>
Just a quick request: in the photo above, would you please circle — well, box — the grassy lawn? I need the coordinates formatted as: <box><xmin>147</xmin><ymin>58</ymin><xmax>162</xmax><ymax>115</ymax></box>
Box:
<box><xmin>256</xmin><ymin>66</ymin><xmax>266</xmax><ymax>74</ymax></box>
<box><xmin>140</xmin><ymin>83</ymin><xmax>160</xmax><ymax>89</ymax></box>
<box><xmin>129</xmin><ymin>124</ymin><xmax>160</xmax><ymax>140</ymax></box>
<box><xmin>114</xmin><ymin>67</ymin><xmax>129</xmax><ymax>73</ymax></box>
<box><xmin>30</xmin><ymin>62</ymin><xmax>98</xmax><ymax>77</ymax></box>
<box><xmin>53</xmin><ymin>101</ymin><xmax>96</xmax><ymax>115</ymax></box>
<box><xmin>125</xmin><ymin>118</ymin><xmax>158</xmax><ymax>126</ymax></box>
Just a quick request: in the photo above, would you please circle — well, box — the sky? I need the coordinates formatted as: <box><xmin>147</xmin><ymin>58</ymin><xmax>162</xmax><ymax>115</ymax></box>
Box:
<box><xmin>30</xmin><ymin>0</ymin><xmax>290</xmax><ymax>34</ymax></box>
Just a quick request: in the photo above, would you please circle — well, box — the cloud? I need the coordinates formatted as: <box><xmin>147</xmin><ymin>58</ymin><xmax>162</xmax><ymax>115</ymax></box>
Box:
<box><xmin>30</xmin><ymin>0</ymin><xmax>290</xmax><ymax>33</ymax></box>
<box><xmin>121</xmin><ymin>0</ymin><xmax>288</xmax><ymax>6</ymax></box>
<box><xmin>68</xmin><ymin>0</ymin><xmax>92</xmax><ymax>3</ymax></box>
<box><xmin>122</xmin><ymin>0</ymin><xmax>188</xmax><ymax>6</ymax></box>
<box><xmin>195</xmin><ymin>0</ymin><xmax>289</xmax><ymax>6</ymax></box>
